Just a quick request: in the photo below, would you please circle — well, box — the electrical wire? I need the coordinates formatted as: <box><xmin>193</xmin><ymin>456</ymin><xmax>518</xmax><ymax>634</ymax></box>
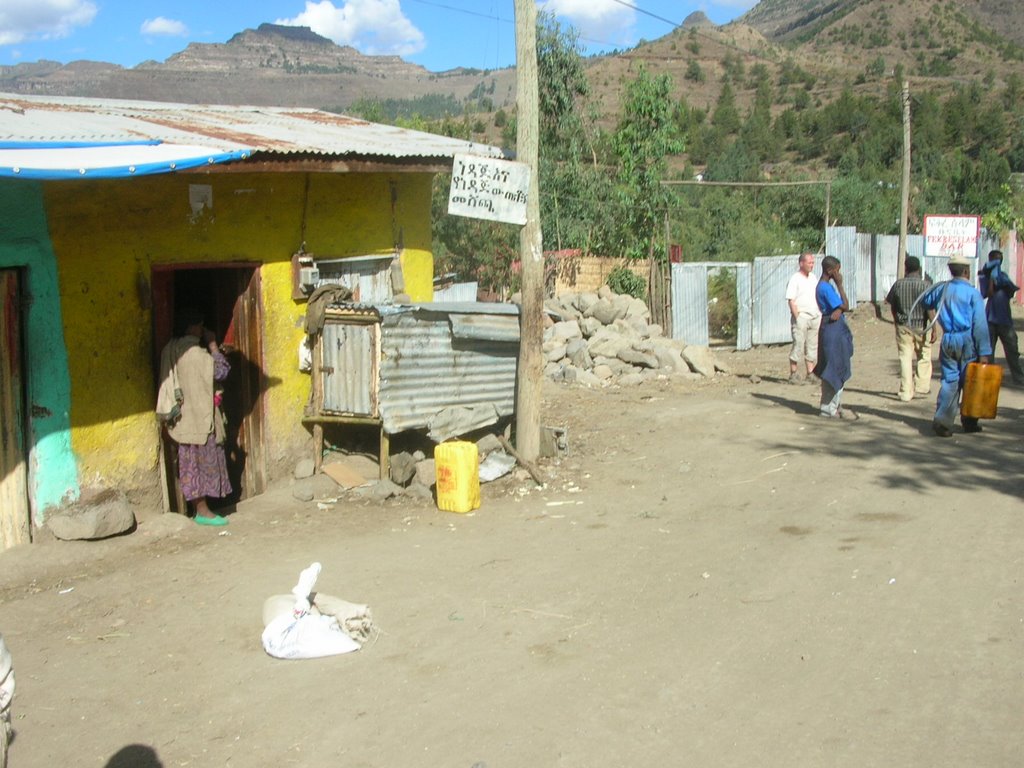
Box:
<box><xmin>404</xmin><ymin>0</ymin><xmax>509</xmax><ymax>24</ymax></box>
<box><xmin>609</xmin><ymin>0</ymin><xmax>682</xmax><ymax>29</ymax></box>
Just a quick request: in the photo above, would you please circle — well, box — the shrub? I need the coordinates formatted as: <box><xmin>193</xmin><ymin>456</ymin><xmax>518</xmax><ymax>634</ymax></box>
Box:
<box><xmin>607</xmin><ymin>266</ymin><xmax>646</xmax><ymax>300</ymax></box>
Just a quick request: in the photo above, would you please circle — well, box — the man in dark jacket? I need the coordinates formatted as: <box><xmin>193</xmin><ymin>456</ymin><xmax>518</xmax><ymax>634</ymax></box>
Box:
<box><xmin>885</xmin><ymin>256</ymin><xmax>933</xmax><ymax>401</ymax></box>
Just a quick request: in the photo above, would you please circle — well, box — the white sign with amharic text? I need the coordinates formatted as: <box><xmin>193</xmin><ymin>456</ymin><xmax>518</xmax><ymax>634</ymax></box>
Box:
<box><xmin>447</xmin><ymin>154</ymin><xmax>530</xmax><ymax>226</ymax></box>
<box><xmin>923</xmin><ymin>214</ymin><xmax>981</xmax><ymax>258</ymax></box>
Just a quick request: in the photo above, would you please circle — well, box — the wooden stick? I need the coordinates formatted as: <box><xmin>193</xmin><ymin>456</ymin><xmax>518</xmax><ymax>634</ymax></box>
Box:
<box><xmin>498</xmin><ymin>434</ymin><xmax>545</xmax><ymax>486</ymax></box>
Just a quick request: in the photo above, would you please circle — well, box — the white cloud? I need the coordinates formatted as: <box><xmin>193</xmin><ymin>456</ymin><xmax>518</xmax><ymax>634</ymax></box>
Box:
<box><xmin>141</xmin><ymin>17</ymin><xmax>189</xmax><ymax>37</ymax></box>
<box><xmin>0</xmin><ymin>0</ymin><xmax>97</xmax><ymax>46</ymax></box>
<box><xmin>539</xmin><ymin>0</ymin><xmax>636</xmax><ymax>45</ymax></box>
<box><xmin>275</xmin><ymin>0</ymin><xmax>425</xmax><ymax>57</ymax></box>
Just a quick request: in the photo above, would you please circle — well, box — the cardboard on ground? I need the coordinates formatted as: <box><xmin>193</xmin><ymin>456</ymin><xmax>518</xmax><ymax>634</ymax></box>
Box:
<box><xmin>322</xmin><ymin>456</ymin><xmax>378</xmax><ymax>488</ymax></box>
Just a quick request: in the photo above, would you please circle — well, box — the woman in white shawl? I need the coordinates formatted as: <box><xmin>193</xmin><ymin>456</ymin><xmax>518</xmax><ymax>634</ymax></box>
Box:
<box><xmin>157</xmin><ymin>308</ymin><xmax>232</xmax><ymax>526</ymax></box>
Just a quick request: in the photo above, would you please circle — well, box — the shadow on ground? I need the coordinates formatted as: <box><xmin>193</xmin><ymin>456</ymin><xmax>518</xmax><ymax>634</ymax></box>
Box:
<box><xmin>751</xmin><ymin>391</ymin><xmax>1024</xmax><ymax>500</ymax></box>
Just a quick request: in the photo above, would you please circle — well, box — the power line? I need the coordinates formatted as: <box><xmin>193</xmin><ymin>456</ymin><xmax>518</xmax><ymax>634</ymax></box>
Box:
<box><xmin>609</xmin><ymin>0</ymin><xmax>682</xmax><ymax>29</ymax></box>
<box><xmin>405</xmin><ymin>0</ymin><xmax>510</xmax><ymax>25</ymax></box>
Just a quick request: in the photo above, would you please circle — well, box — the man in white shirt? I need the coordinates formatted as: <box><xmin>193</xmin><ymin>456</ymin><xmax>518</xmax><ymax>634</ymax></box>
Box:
<box><xmin>785</xmin><ymin>252</ymin><xmax>822</xmax><ymax>383</ymax></box>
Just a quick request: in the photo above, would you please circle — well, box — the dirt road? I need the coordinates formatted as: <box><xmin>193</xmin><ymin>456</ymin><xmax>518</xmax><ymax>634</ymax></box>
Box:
<box><xmin>2</xmin><ymin>310</ymin><xmax>1022</xmax><ymax>767</ymax></box>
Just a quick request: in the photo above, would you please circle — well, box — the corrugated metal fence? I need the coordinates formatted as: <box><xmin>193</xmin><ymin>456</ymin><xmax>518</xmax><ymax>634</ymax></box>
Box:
<box><xmin>433</xmin><ymin>281</ymin><xmax>479</xmax><ymax>302</ymax></box>
<box><xmin>831</xmin><ymin>229</ymin><xmax>1002</xmax><ymax>303</ymax></box>
<box><xmin>669</xmin><ymin>226</ymin><xmax>1009</xmax><ymax>348</ymax></box>
<box><xmin>825</xmin><ymin>227</ymin><xmax>859</xmax><ymax>309</ymax></box>
<box><xmin>752</xmin><ymin>254</ymin><xmax>800</xmax><ymax>345</ymax></box>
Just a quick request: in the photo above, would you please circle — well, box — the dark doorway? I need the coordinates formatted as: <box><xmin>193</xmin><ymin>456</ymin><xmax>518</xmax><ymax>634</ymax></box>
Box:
<box><xmin>152</xmin><ymin>264</ymin><xmax>267</xmax><ymax>514</ymax></box>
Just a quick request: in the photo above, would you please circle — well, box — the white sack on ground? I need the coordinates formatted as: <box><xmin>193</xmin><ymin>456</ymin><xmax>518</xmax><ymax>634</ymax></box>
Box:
<box><xmin>261</xmin><ymin>562</ymin><xmax>373</xmax><ymax>660</ymax></box>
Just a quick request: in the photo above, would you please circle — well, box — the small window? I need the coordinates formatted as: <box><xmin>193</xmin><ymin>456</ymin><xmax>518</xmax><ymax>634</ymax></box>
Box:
<box><xmin>315</xmin><ymin>255</ymin><xmax>394</xmax><ymax>303</ymax></box>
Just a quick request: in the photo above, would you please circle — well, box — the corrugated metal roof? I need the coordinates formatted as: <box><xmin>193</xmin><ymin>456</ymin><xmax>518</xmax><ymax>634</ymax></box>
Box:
<box><xmin>0</xmin><ymin>92</ymin><xmax>507</xmax><ymax>162</ymax></box>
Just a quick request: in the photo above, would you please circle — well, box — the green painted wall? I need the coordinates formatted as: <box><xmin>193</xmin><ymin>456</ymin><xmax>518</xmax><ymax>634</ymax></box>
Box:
<box><xmin>0</xmin><ymin>180</ymin><xmax>79</xmax><ymax>515</ymax></box>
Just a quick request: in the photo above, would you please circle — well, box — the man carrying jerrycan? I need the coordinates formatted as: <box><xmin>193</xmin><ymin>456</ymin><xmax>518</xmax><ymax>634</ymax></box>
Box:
<box><xmin>920</xmin><ymin>255</ymin><xmax>992</xmax><ymax>437</ymax></box>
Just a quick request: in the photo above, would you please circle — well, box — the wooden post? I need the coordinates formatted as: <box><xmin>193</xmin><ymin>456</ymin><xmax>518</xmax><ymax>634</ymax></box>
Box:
<box><xmin>898</xmin><ymin>80</ymin><xmax>912</xmax><ymax>279</ymax></box>
<box><xmin>311</xmin><ymin>334</ymin><xmax>325</xmax><ymax>474</ymax></box>
<box><xmin>513</xmin><ymin>0</ymin><xmax>543</xmax><ymax>462</ymax></box>
<box><xmin>825</xmin><ymin>181</ymin><xmax>831</xmax><ymax>235</ymax></box>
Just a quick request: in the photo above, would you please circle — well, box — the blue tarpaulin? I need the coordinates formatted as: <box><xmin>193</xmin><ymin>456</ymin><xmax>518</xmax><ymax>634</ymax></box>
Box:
<box><xmin>0</xmin><ymin>141</ymin><xmax>253</xmax><ymax>179</ymax></box>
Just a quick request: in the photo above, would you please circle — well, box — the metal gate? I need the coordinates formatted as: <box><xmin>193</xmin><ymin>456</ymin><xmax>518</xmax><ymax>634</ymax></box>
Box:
<box><xmin>321</xmin><ymin>320</ymin><xmax>379</xmax><ymax>415</ymax></box>
<box><xmin>752</xmin><ymin>254</ymin><xmax>800</xmax><ymax>346</ymax></box>
<box><xmin>671</xmin><ymin>262</ymin><xmax>752</xmax><ymax>350</ymax></box>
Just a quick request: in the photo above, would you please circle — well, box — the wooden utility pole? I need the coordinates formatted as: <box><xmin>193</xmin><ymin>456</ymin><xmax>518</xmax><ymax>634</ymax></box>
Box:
<box><xmin>898</xmin><ymin>80</ymin><xmax>912</xmax><ymax>279</ymax></box>
<box><xmin>513</xmin><ymin>0</ymin><xmax>543</xmax><ymax>462</ymax></box>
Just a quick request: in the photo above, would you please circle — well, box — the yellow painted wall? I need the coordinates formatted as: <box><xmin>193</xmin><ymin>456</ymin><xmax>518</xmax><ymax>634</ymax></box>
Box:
<box><xmin>43</xmin><ymin>170</ymin><xmax>434</xmax><ymax>490</ymax></box>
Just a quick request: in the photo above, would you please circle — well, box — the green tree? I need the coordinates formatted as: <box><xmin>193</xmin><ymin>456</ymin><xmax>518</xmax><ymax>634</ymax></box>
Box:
<box><xmin>707</xmin><ymin>138</ymin><xmax>761</xmax><ymax>182</ymax></box>
<box><xmin>349</xmin><ymin>97</ymin><xmax>385</xmax><ymax>123</ymax></box>
<box><xmin>537</xmin><ymin>11</ymin><xmax>589</xmax><ymax>157</ymax></box>
<box><xmin>685</xmin><ymin>59</ymin><xmax>705</xmax><ymax>83</ymax></box>
<box><xmin>611</xmin><ymin>65</ymin><xmax>683</xmax><ymax>258</ymax></box>
<box><xmin>712</xmin><ymin>82</ymin><xmax>741</xmax><ymax>135</ymax></box>
<box><xmin>1003</xmin><ymin>73</ymin><xmax>1023</xmax><ymax>110</ymax></box>
<box><xmin>741</xmin><ymin>79</ymin><xmax>777</xmax><ymax>161</ymax></box>
<box><xmin>982</xmin><ymin>184</ymin><xmax>1024</xmax><ymax>235</ymax></box>
<box><xmin>535</xmin><ymin>12</ymin><xmax>614</xmax><ymax>253</ymax></box>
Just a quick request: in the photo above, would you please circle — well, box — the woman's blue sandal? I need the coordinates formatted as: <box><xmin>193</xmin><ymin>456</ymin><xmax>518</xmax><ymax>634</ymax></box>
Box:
<box><xmin>194</xmin><ymin>514</ymin><xmax>228</xmax><ymax>527</ymax></box>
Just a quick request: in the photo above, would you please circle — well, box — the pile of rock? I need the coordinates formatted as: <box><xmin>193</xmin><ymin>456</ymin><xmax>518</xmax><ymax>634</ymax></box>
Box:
<box><xmin>294</xmin><ymin>433</ymin><xmax>519</xmax><ymax>504</ymax></box>
<box><xmin>531</xmin><ymin>286</ymin><xmax>729</xmax><ymax>386</ymax></box>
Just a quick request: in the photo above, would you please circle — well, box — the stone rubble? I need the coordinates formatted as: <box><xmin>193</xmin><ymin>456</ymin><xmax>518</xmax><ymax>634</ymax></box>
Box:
<box><xmin>534</xmin><ymin>287</ymin><xmax>726</xmax><ymax>387</ymax></box>
<box><xmin>305</xmin><ymin>428</ymin><xmax>522</xmax><ymax>504</ymax></box>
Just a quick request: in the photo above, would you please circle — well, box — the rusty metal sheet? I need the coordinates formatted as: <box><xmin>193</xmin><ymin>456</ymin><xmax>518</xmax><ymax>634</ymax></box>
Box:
<box><xmin>377</xmin><ymin>308</ymin><xmax>518</xmax><ymax>435</ymax></box>
<box><xmin>0</xmin><ymin>94</ymin><xmax>507</xmax><ymax>161</ymax></box>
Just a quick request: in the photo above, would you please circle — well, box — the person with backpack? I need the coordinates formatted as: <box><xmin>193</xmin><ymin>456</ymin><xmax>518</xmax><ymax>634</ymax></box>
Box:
<box><xmin>978</xmin><ymin>249</ymin><xmax>1024</xmax><ymax>385</ymax></box>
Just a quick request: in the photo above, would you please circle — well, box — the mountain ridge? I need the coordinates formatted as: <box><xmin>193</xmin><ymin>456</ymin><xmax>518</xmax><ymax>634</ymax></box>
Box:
<box><xmin>0</xmin><ymin>23</ymin><xmax>516</xmax><ymax>111</ymax></box>
<box><xmin>0</xmin><ymin>1</ymin><xmax>1021</xmax><ymax>133</ymax></box>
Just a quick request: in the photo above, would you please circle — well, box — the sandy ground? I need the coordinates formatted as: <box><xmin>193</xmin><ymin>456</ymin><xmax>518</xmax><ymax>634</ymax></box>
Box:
<box><xmin>2</xmin><ymin>308</ymin><xmax>1023</xmax><ymax>768</ymax></box>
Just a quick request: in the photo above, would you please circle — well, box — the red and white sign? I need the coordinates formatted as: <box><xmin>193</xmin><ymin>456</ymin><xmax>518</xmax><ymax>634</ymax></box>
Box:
<box><xmin>923</xmin><ymin>214</ymin><xmax>981</xmax><ymax>259</ymax></box>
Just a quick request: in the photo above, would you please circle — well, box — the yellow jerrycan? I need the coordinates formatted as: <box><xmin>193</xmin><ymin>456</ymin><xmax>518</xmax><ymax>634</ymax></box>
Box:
<box><xmin>961</xmin><ymin>362</ymin><xmax>1002</xmax><ymax>420</ymax></box>
<box><xmin>434</xmin><ymin>441</ymin><xmax>480</xmax><ymax>513</ymax></box>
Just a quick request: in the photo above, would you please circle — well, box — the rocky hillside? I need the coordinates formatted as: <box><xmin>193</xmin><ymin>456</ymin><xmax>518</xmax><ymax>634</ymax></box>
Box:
<box><xmin>0</xmin><ymin>1</ymin><xmax>1020</xmax><ymax>129</ymax></box>
<box><xmin>0</xmin><ymin>23</ymin><xmax>516</xmax><ymax>111</ymax></box>
<box><xmin>573</xmin><ymin>0</ymin><xmax>1023</xmax><ymax>134</ymax></box>
<box><xmin>152</xmin><ymin>24</ymin><xmax>422</xmax><ymax>78</ymax></box>
<box><xmin>742</xmin><ymin>0</ymin><xmax>1024</xmax><ymax>46</ymax></box>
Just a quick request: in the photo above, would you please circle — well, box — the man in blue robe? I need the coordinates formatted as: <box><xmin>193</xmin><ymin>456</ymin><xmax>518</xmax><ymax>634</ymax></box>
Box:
<box><xmin>814</xmin><ymin>256</ymin><xmax>856</xmax><ymax>420</ymax></box>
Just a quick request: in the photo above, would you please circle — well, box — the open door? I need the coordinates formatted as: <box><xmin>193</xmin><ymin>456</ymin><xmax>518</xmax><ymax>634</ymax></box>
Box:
<box><xmin>152</xmin><ymin>264</ymin><xmax>267</xmax><ymax>514</ymax></box>
<box><xmin>0</xmin><ymin>269</ymin><xmax>31</xmax><ymax>548</ymax></box>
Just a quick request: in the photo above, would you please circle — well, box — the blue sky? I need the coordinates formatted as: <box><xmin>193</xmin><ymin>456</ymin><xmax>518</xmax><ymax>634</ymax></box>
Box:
<box><xmin>0</xmin><ymin>1</ymin><xmax>759</xmax><ymax>72</ymax></box>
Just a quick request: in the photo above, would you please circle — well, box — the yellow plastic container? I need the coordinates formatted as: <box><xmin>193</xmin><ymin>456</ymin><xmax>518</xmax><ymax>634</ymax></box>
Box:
<box><xmin>961</xmin><ymin>362</ymin><xmax>1002</xmax><ymax>419</ymax></box>
<box><xmin>434</xmin><ymin>441</ymin><xmax>480</xmax><ymax>513</ymax></box>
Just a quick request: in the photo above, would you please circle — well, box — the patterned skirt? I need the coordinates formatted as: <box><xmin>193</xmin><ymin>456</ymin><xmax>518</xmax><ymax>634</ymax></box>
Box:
<box><xmin>177</xmin><ymin>433</ymin><xmax>232</xmax><ymax>501</ymax></box>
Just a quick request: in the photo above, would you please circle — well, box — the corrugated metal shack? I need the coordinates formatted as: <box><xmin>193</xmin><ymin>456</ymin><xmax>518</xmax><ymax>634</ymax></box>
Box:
<box><xmin>306</xmin><ymin>302</ymin><xmax>520</xmax><ymax>476</ymax></box>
